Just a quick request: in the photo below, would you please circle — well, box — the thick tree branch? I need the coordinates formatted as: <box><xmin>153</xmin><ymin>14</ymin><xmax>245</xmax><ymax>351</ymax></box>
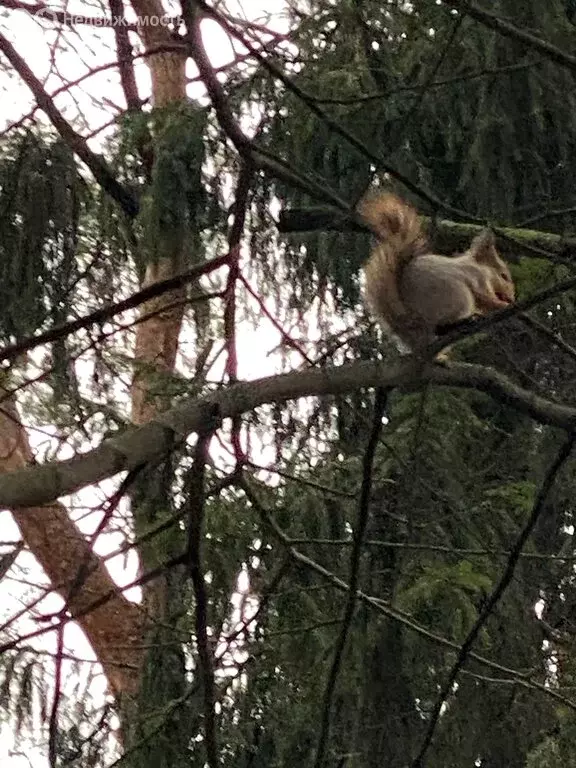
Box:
<box><xmin>0</xmin><ymin>389</ymin><xmax>144</xmax><ymax>696</ymax></box>
<box><xmin>277</xmin><ymin>206</ymin><xmax>576</xmax><ymax>261</ymax></box>
<box><xmin>108</xmin><ymin>0</ymin><xmax>142</xmax><ymax>110</ymax></box>
<box><xmin>2</xmin><ymin>358</ymin><xmax>576</xmax><ymax>509</ymax></box>
<box><xmin>183</xmin><ymin>2</ymin><xmax>356</xmax><ymax>217</ymax></box>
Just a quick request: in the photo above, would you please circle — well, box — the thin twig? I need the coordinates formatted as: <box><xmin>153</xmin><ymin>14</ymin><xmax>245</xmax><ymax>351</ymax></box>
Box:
<box><xmin>448</xmin><ymin>0</ymin><xmax>576</xmax><ymax>75</ymax></box>
<box><xmin>518</xmin><ymin>312</ymin><xmax>576</xmax><ymax>364</ymax></box>
<box><xmin>309</xmin><ymin>60</ymin><xmax>539</xmax><ymax>105</ymax></box>
<box><xmin>314</xmin><ymin>387</ymin><xmax>388</xmax><ymax>768</ymax></box>
<box><xmin>185</xmin><ymin>424</ymin><xmax>219</xmax><ymax>768</ymax></box>
<box><xmin>240</xmin><ymin>275</ymin><xmax>314</xmax><ymax>365</ymax></box>
<box><xmin>288</xmin><ymin>537</ymin><xmax>576</xmax><ymax>561</ymax></box>
<box><xmin>224</xmin><ymin>163</ymin><xmax>254</xmax><ymax>463</ymax></box>
<box><xmin>48</xmin><ymin>622</ymin><xmax>65</xmax><ymax>768</ymax></box>
<box><xmin>196</xmin><ymin>0</ymin><xmax>478</xmax><ymax>222</ymax></box>
<box><xmin>0</xmin><ymin>252</ymin><xmax>229</xmax><ymax>365</ymax></box>
<box><xmin>239</xmin><ymin>480</ymin><xmax>576</xmax><ymax>715</ymax></box>
<box><xmin>46</xmin><ymin>468</ymin><xmax>145</xmax><ymax>623</ymax></box>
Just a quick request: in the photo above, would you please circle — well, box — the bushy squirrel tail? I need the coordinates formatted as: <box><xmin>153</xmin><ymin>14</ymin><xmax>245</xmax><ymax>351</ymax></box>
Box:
<box><xmin>358</xmin><ymin>192</ymin><xmax>427</xmax><ymax>324</ymax></box>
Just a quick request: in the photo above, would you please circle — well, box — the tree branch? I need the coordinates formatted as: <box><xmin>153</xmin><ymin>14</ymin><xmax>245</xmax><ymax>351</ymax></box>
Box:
<box><xmin>412</xmin><ymin>432</ymin><xmax>576</xmax><ymax>767</ymax></box>
<box><xmin>1</xmin><ymin>0</ymin><xmax>140</xmax><ymax>29</ymax></box>
<box><xmin>277</xmin><ymin>206</ymin><xmax>576</xmax><ymax>262</ymax></box>
<box><xmin>184</xmin><ymin>430</ymin><xmax>219</xmax><ymax>768</ymax></box>
<box><xmin>448</xmin><ymin>0</ymin><xmax>576</xmax><ymax>75</ymax></box>
<box><xmin>108</xmin><ymin>0</ymin><xmax>142</xmax><ymax>110</ymax></box>
<box><xmin>240</xmin><ymin>479</ymin><xmax>576</xmax><ymax>715</ymax></box>
<box><xmin>195</xmin><ymin>0</ymin><xmax>476</xmax><ymax>220</ymax></box>
<box><xmin>182</xmin><ymin>1</ymin><xmax>359</xmax><ymax>217</ymax></box>
<box><xmin>0</xmin><ymin>252</ymin><xmax>229</xmax><ymax>364</ymax></box>
<box><xmin>314</xmin><ymin>388</ymin><xmax>388</xmax><ymax>768</ymax></box>
<box><xmin>2</xmin><ymin>357</ymin><xmax>576</xmax><ymax>508</ymax></box>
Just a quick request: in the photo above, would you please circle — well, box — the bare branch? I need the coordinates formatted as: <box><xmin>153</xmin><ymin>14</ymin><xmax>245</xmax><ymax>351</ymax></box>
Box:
<box><xmin>48</xmin><ymin>623</ymin><xmax>65</xmax><ymax>768</ymax></box>
<box><xmin>195</xmin><ymin>0</ymin><xmax>476</xmax><ymax>220</ymax></box>
<box><xmin>277</xmin><ymin>206</ymin><xmax>576</xmax><ymax>263</ymax></box>
<box><xmin>108</xmin><ymin>0</ymin><xmax>143</xmax><ymax>110</ymax></box>
<box><xmin>314</xmin><ymin>388</ymin><xmax>388</xmax><ymax>768</ymax></box>
<box><xmin>2</xmin><ymin>355</ymin><xmax>576</xmax><ymax>508</ymax></box>
<box><xmin>0</xmin><ymin>253</ymin><xmax>229</xmax><ymax>365</ymax></box>
<box><xmin>184</xmin><ymin>430</ymin><xmax>219</xmax><ymax>768</ymax></box>
<box><xmin>0</xmin><ymin>0</ymin><xmax>140</xmax><ymax>30</ymax></box>
<box><xmin>240</xmin><ymin>480</ymin><xmax>576</xmax><ymax>715</ymax></box>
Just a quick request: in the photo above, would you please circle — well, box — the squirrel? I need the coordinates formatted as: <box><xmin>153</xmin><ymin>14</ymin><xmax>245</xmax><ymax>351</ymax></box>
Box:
<box><xmin>358</xmin><ymin>192</ymin><xmax>515</xmax><ymax>356</ymax></box>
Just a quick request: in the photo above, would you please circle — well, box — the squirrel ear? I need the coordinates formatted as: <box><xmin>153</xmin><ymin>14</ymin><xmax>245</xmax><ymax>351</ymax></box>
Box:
<box><xmin>468</xmin><ymin>229</ymin><xmax>498</xmax><ymax>264</ymax></box>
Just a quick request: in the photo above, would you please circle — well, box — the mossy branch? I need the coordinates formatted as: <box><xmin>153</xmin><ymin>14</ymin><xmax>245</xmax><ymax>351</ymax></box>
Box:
<box><xmin>277</xmin><ymin>207</ymin><xmax>576</xmax><ymax>261</ymax></box>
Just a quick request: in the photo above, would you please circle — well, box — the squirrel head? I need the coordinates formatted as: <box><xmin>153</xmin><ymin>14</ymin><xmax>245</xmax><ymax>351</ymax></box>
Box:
<box><xmin>467</xmin><ymin>229</ymin><xmax>515</xmax><ymax>305</ymax></box>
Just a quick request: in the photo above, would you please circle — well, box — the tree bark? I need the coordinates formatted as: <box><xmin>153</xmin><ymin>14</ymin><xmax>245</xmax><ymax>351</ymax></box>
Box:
<box><xmin>0</xmin><ymin>387</ymin><xmax>143</xmax><ymax>696</ymax></box>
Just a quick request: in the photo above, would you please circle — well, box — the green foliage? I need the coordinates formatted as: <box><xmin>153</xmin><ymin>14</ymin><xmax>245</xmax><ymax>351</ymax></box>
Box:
<box><xmin>526</xmin><ymin>712</ymin><xmax>576</xmax><ymax>768</ymax></box>
<box><xmin>0</xmin><ymin>130</ymin><xmax>89</xmax><ymax>340</ymax></box>
<box><xmin>0</xmin><ymin>648</ymin><xmax>110</xmax><ymax>766</ymax></box>
<box><xmin>6</xmin><ymin>1</ymin><xmax>576</xmax><ymax>767</ymax></box>
<box><xmin>397</xmin><ymin>560</ymin><xmax>492</xmax><ymax>644</ymax></box>
<box><xmin>137</xmin><ymin>103</ymin><xmax>207</xmax><ymax>273</ymax></box>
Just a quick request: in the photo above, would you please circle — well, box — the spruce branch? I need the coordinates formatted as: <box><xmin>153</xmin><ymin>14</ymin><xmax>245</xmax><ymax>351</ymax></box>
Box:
<box><xmin>240</xmin><ymin>480</ymin><xmax>576</xmax><ymax>716</ymax></box>
<box><xmin>0</xmin><ymin>253</ymin><xmax>230</xmax><ymax>365</ymax></box>
<box><xmin>448</xmin><ymin>0</ymin><xmax>576</xmax><ymax>75</ymax></box>
<box><xmin>411</xmin><ymin>432</ymin><xmax>576</xmax><ymax>767</ymax></box>
<box><xmin>195</xmin><ymin>0</ymin><xmax>477</xmax><ymax>221</ymax></box>
<box><xmin>0</xmin><ymin>31</ymin><xmax>139</xmax><ymax>217</ymax></box>
<box><xmin>182</xmin><ymin>0</ymin><xmax>358</xmax><ymax>216</ymax></box>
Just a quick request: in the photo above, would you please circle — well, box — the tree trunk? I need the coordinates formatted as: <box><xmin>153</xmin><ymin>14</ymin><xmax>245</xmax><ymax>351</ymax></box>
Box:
<box><xmin>0</xmin><ymin>0</ymin><xmax>193</xmax><ymax>757</ymax></box>
<box><xmin>0</xmin><ymin>385</ymin><xmax>143</xmax><ymax>697</ymax></box>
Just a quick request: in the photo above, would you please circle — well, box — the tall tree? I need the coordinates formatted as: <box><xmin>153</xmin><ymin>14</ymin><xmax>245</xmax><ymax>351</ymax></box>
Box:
<box><xmin>1</xmin><ymin>2</ymin><xmax>576</xmax><ymax>767</ymax></box>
